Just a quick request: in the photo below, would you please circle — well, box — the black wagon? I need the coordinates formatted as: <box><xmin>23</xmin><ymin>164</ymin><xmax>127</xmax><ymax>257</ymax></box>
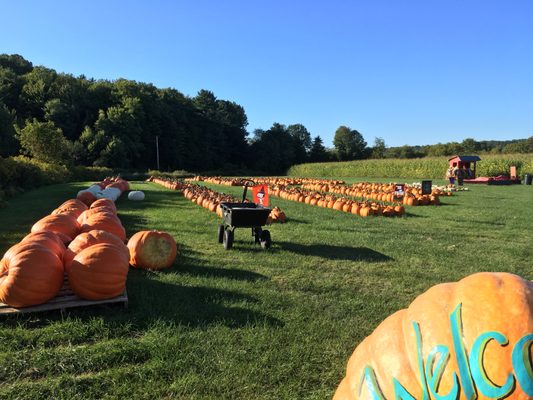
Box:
<box><xmin>218</xmin><ymin>180</ymin><xmax>272</xmax><ymax>250</ymax></box>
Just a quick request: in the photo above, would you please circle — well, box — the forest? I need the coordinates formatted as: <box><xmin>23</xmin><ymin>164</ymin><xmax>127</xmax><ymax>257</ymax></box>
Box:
<box><xmin>0</xmin><ymin>54</ymin><xmax>531</xmax><ymax>175</ymax></box>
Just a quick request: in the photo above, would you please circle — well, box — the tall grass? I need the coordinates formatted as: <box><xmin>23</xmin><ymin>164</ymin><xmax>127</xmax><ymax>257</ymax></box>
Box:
<box><xmin>288</xmin><ymin>154</ymin><xmax>533</xmax><ymax>179</ymax></box>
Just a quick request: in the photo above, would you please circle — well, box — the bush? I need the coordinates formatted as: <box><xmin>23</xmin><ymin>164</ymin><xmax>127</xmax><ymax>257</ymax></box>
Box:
<box><xmin>0</xmin><ymin>156</ymin><xmax>114</xmax><ymax>206</ymax></box>
<box><xmin>288</xmin><ymin>154</ymin><xmax>533</xmax><ymax>180</ymax></box>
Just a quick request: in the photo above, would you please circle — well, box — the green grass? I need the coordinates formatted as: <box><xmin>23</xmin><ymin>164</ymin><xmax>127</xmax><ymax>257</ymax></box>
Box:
<box><xmin>0</xmin><ymin>180</ymin><xmax>532</xmax><ymax>399</ymax></box>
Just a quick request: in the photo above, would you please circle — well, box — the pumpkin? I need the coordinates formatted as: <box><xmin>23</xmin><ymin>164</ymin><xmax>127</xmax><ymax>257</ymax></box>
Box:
<box><xmin>127</xmin><ymin>230</ymin><xmax>177</xmax><ymax>270</ymax></box>
<box><xmin>0</xmin><ymin>243</ymin><xmax>64</xmax><ymax>307</ymax></box>
<box><xmin>334</xmin><ymin>272</ymin><xmax>533</xmax><ymax>400</ymax></box>
<box><xmin>52</xmin><ymin>199</ymin><xmax>88</xmax><ymax>218</ymax></box>
<box><xmin>64</xmin><ymin>230</ymin><xmax>129</xmax><ymax>270</ymax></box>
<box><xmin>21</xmin><ymin>231</ymin><xmax>66</xmax><ymax>260</ymax></box>
<box><xmin>68</xmin><ymin>243</ymin><xmax>129</xmax><ymax>300</ymax></box>
<box><xmin>76</xmin><ymin>190</ymin><xmax>97</xmax><ymax>206</ymax></box>
<box><xmin>127</xmin><ymin>191</ymin><xmax>145</xmax><ymax>201</ymax></box>
<box><xmin>80</xmin><ymin>214</ymin><xmax>126</xmax><ymax>242</ymax></box>
<box><xmin>31</xmin><ymin>213</ymin><xmax>80</xmax><ymax>242</ymax></box>
<box><xmin>90</xmin><ymin>198</ymin><xmax>117</xmax><ymax>213</ymax></box>
<box><xmin>77</xmin><ymin>207</ymin><xmax>119</xmax><ymax>225</ymax></box>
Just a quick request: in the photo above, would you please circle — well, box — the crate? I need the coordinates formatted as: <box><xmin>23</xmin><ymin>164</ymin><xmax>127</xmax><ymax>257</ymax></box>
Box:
<box><xmin>0</xmin><ymin>274</ymin><xmax>128</xmax><ymax>315</ymax></box>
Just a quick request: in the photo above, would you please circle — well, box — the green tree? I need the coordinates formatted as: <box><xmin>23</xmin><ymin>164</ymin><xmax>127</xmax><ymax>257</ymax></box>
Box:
<box><xmin>287</xmin><ymin>124</ymin><xmax>312</xmax><ymax>164</ymax></box>
<box><xmin>309</xmin><ymin>135</ymin><xmax>328</xmax><ymax>162</ymax></box>
<box><xmin>333</xmin><ymin>126</ymin><xmax>367</xmax><ymax>160</ymax></box>
<box><xmin>16</xmin><ymin>118</ymin><xmax>69</xmax><ymax>163</ymax></box>
<box><xmin>371</xmin><ymin>137</ymin><xmax>386</xmax><ymax>159</ymax></box>
<box><xmin>0</xmin><ymin>102</ymin><xmax>18</xmax><ymax>157</ymax></box>
<box><xmin>461</xmin><ymin>138</ymin><xmax>479</xmax><ymax>153</ymax></box>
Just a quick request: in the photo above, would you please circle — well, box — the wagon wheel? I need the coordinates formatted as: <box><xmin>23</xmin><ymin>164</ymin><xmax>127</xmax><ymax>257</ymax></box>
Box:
<box><xmin>218</xmin><ymin>224</ymin><xmax>224</xmax><ymax>243</ymax></box>
<box><xmin>260</xmin><ymin>230</ymin><xmax>271</xmax><ymax>250</ymax></box>
<box><xmin>223</xmin><ymin>229</ymin><xmax>234</xmax><ymax>250</ymax></box>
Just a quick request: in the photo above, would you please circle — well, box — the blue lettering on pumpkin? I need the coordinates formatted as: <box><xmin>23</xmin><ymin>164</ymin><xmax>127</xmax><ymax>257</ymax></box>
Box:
<box><xmin>359</xmin><ymin>366</ymin><xmax>386</xmax><ymax>399</ymax></box>
<box><xmin>469</xmin><ymin>331</ymin><xmax>515</xmax><ymax>398</ymax></box>
<box><xmin>413</xmin><ymin>321</ymin><xmax>431</xmax><ymax>400</ymax></box>
<box><xmin>425</xmin><ymin>345</ymin><xmax>460</xmax><ymax>400</ymax></box>
<box><xmin>450</xmin><ymin>303</ymin><xmax>477</xmax><ymax>400</ymax></box>
<box><xmin>512</xmin><ymin>334</ymin><xmax>533</xmax><ymax>396</ymax></box>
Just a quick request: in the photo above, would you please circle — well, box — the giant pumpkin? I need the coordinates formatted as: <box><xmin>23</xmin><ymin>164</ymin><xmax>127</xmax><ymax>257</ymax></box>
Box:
<box><xmin>333</xmin><ymin>272</ymin><xmax>533</xmax><ymax>400</ymax></box>
<box><xmin>90</xmin><ymin>198</ymin><xmax>117</xmax><ymax>213</ymax></box>
<box><xmin>31</xmin><ymin>214</ymin><xmax>80</xmax><ymax>242</ymax></box>
<box><xmin>80</xmin><ymin>214</ymin><xmax>126</xmax><ymax>242</ymax></box>
<box><xmin>68</xmin><ymin>243</ymin><xmax>129</xmax><ymax>300</ymax></box>
<box><xmin>21</xmin><ymin>231</ymin><xmax>66</xmax><ymax>260</ymax></box>
<box><xmin>0</xmin><ymin>243</ymin><xmax>64</xmax><ymax>307</ymax></box>
<box><xmin>64</xmin><ymin>230</ymin><xmax>128</xmax><ymax>269</ymax></box>
<box><xmin>127</xmin><ymin>230</ymin><xmax>177</xmax><ymax>270</ymax></box>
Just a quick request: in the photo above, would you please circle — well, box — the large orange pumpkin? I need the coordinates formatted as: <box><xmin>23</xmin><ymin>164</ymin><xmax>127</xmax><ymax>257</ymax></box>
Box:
<box><xmin>333</xmin><ymin>272</ymin><xmax>533</xmax><ymax>400</ymax></box>
<box><xmin>64</xmin><ymin>230</ymin><xmax>129</xmax><ymax>269</ymax></box>
<box><xmin>31</xmin><ymin>214</ymin><xmax>80</xmax><ymax>242</ymax></box>
<box><xmin>127</xmin><ymin>230</ymin><xmax>177</xmax><ymax>270</ymax></box>
<box><xmin>76</xmin><ymin>190</ymin><xmax>97</xmax><ymax>206</ymax></box>
<box><xmin>80</xmin><ymin>215</ymin><xmax>126</xmax><ymax>242</ymax></box>
<box><xmin>21</xmin><ymin>231</ymin><xmax>66</xmax><ymax>260</ymax></box>
<box><xmin>0</xmin><ymin>243</ymin><xmax>64</xmax><ymax>307</ymax></box>
<box><xmin>68</xmin><ymin>243</ymin><xmax>129</xmax><ymax>300</ymax></box>
<box><xmin>90</xmin><ymin>198</ymin><xmax>117</xmax><ymax>213</ymax></box>
<box><xmin>52</xmin><ymin>199</ymin><xmax>88</xmax><ymax>218</ymax></box>
<box><xmin>77</xmin><ymin>208</ymin><xmax>119</xmax><ymax>225</ymax></box>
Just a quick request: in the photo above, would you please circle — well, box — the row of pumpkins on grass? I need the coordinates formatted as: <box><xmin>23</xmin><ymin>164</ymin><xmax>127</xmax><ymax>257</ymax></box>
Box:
<box><xmin>148</xmin><ymin>177</ymin><xmax>287</xmax><ymax>223</ymax></box>
<box><xmin>0</xmin><ymin>178</ymin><xmax>177</xmax><ymax>308</ymax></box>
<box><xmin>271</xmin><ymin>185</ymin><xmax>406</xmax><ymax>217</ymax></box>
<box><xmin>150</xmin><ymin>177</ymin><xmax>288</xmax><ymax>223</ymax></box>
<box><xmin>188</xmin><ymin>176</ymin><xmax>345</xmax><ymax>187</ymax></box>
<box><xmin>301</xmin><ymin>181</ymin><xmax>450</xmax><ymax>206</ymax></box>
<box><xmin>186</xmin><ymin>176</ymin><xmax>445</xmax><ymax>206</ymax></box>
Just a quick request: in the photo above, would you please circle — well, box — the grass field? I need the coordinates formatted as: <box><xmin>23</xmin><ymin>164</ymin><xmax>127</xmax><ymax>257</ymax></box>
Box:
<box><xmin>0</xmin><ymin>180</ymin><xmax>532</xmax><ymax>399</ymax></box>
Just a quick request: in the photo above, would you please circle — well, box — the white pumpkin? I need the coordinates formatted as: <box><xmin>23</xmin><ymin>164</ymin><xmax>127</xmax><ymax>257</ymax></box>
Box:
<box><xmin>128</xmin><ymin>191</ymin><xmax>145</xmax><ymax>201</ymax></box>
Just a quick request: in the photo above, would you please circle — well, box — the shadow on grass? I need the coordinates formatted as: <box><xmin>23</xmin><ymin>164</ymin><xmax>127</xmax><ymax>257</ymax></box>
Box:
<box><xmin>276</xmin><ymin>241</ymin><xmax>393</xmax><ymax>262</ymax></box>
<box><xmin>1</xmin><ymin>272</ymin><xmax>281</xmax><ymax>331</ymax></box>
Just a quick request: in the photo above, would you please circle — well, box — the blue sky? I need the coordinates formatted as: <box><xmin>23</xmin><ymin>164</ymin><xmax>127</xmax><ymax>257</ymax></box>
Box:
<box><xmin>1</xmin><ymin>0</ymin><xmax>532</xmax><ymax>147</ymax></box>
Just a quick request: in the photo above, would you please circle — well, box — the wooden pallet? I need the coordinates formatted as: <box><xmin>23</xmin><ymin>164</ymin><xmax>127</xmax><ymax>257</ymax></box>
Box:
<box><xmin>0</xmin><ymin>274</ymin><xmax>128</xmax><ymax>315</ymax></box>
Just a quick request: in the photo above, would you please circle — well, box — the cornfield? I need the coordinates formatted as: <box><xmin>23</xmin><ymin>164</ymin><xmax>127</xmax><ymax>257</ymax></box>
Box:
<box><xmin>288</xmin><ymin>154</ymin><xmax>533</xmax><ymax>179</ymax></box>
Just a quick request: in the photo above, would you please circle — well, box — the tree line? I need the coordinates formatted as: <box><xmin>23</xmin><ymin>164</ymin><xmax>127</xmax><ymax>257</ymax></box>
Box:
<box><xmin>0</xmin><ymin>54</ymin><xmax>330</xmax><ymax>174</ymax></box>
<box><xmin>1</xmin><ymin>54</ymin><xmax>531</xmax><ymax>175</ymax></box>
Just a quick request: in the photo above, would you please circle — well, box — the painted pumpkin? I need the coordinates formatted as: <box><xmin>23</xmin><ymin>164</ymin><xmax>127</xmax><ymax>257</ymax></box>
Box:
<box><xmin>68</xmin><ymin>243</ymin><xmax>129</xmax><ymax>300</ymax></box>
<box><xmin>127</xmin><ymin>230</ymin><xmax>177</xmax><ymax>270</ymax></box>
<box><xmin>31</xmin><ymin>213</ymin><xmax>80</xmax><ymax>242</ymax></box>
<box><xmin>64</xmin><ymin>230</ymin><xmax>129</xmax><ymax>269</ymax></box>
<box><xmin>333</xmin><ymin>272</ymin><xmax>533</xmax><ymax>400</ymax></box>
<box><xmin>0</xmin><ymin>243</ymin><xmax>64</xmax><ymax>307</ymax></box>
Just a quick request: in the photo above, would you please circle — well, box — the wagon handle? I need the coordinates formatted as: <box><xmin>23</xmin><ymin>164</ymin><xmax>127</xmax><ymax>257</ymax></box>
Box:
<box><xmin>241</xmin><ymin>179</ymin><xmax>256</xmax><ymax>202</ymax></box>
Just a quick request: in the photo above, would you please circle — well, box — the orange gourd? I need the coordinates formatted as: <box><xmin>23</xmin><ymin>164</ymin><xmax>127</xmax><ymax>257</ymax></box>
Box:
<box><xmin>334</xmin><ymin>272</ymin><xmax>533</xmax><ymax>400</ymax></box>
<box><xmin>0</xmin><ymin>243</ymin><xmax>64</xmax><ymax>307</ymax></box>
<box><xmin>127</xmin><ymin>230</ymin><xmax>177</xmax><ymax>270</ymax></box>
